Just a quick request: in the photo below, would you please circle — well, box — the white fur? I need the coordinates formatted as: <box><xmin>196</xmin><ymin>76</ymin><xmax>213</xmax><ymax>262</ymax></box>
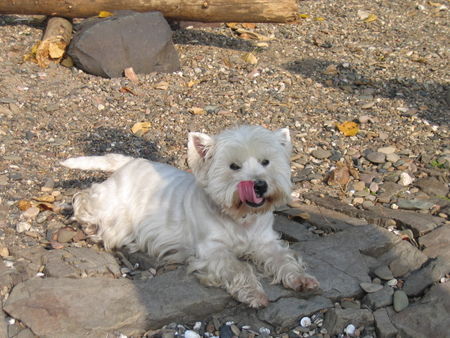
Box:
<box><xmin>61</xmin><ymin>125</ymin><xmax>318</xmax><ymax>307</ymax></box>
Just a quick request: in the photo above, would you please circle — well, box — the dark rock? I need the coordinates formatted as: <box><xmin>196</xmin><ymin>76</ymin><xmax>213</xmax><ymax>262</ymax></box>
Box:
<box><xmin>219</xmin><ymin>324</ymin><xmax>234</xmax><ymax>338</ymax></box>
<box><xmin>373</xmin><ymin>308</ymin><xmax>398</xmax><ymax>338</ymax></box>
<box><xmin>403</xmin><ymin>256</ymin><xmax>450</xmax><ymax>296</ymax></box>
<box><xmin>273</xmin><ymin>215</ymin><xmax>317</xmax><ymax>242</ymax></box>
<box><xmin>257</xmin><ymin>296</ymin><xmax>332</xmax><ymax>329</ymax></box>
<box><xmin>323</xmin><ymin>308</ymin><xmax>374</xmax><ymax>336</ymax></box>
<box><xmin>419</xmin><ymin>225</ymin><xmax>450</xmax><ymax>261</ymax></box>
<box><xmin>43</xmin><ymin>247</ymin><xmax>121</xmax><ymax>278</ymax></box>
<box><xmin>396</xmin><ymin>198</ymin><xmax>434</xmax><ymax>210</ymax></box>
<box><xmin>362</xmin><ymin>286</ymin><xmax>394</xmax><ymax>310</ymax></box>
<box><xmin>3</xmin><ymin>269</ymin><xmax>231</xmax><ymax>336</ymax></box>
<box><xmin>388</xmin><ymin>282</ymin><xmax>450</xmax><ymax>338</ymax></box>
<box><xmin>393</xmin><ymin>290</ymin><xmax>409</xmax><ymax>312</ymax></box>
<box><xmin>68</xmin><ymin>11</ymin><xmax>180</xmax><ymax>78</ymax></box>
<box><xmin>415</xmin><ymin>177</ymin><xmax>449</xmax><ymax>197</ymax></box>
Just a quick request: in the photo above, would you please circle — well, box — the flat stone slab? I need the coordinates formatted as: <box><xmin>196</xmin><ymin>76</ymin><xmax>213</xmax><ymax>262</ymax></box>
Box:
<box><xmin>388</xmin><ymin>282</ymin><xmax>450</xmax><ymax>338</ymax></box>
<box><xmin>3</xmin><ymin>269</ymin><xmax>231</xmax><ymax>337</ymax></box>
<box><xmin>419</xmin><ymin>225</ymin><xmax>450</xmax><ymax>261</ymax></box>
<box><xmin>257</xmin><ymin>296</ymin><xmax>332</xmax><ymax>330</ymax></box>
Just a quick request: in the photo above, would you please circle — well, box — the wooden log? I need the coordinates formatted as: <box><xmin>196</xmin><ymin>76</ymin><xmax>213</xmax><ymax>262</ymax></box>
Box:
<box><xmin>0</xmin><ymin>0</ymin><xmax>298</xmax><ymax>23</ymax></box>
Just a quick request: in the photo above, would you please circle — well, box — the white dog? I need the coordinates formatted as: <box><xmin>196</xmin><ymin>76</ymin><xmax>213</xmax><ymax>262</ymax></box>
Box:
<box><xmin>62</xmin><ymin>125</ymin><xmax>319</xmax><ymax>307</ymax></box>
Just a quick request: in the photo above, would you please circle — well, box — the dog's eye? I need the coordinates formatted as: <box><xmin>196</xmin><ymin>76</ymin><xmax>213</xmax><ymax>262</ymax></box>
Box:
<box><xmin>261</xmin><ymin>159</ymin><xmax>270</xmax><ymax>167</ymax></box>
<box><xmin>230</xmin><ymin>163</ymin><xmax>241</xmax><ymax>170</ymax></box>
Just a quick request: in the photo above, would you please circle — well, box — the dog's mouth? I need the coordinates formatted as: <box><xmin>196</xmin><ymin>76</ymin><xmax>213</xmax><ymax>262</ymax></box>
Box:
<box><xmin>237</xmin><ymin>181</ymin><xmax>266</xmax><ymax>208</ymax></box>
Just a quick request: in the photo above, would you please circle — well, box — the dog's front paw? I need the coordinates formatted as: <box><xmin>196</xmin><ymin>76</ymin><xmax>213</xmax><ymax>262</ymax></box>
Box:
<box><xmin>285</xmin><ymin>274</ymin><xmax>320</xmax><ymax>292</ymax></box>
<box><xmin>237</xmin><ymin>289</ymin><xmax>269</xmax><ymax>308</ymax></box>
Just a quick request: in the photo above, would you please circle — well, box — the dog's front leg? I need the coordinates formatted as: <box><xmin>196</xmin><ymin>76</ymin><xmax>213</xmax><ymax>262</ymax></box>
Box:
<box><xmin>188</xmin><ymin>249</ymin><xmax>268</xmax><ymax>308</ymax></box>
<box><xmin>251</xmin><ymin>240</ymin><xmax>319</xmax><ymax>292</ymax></box>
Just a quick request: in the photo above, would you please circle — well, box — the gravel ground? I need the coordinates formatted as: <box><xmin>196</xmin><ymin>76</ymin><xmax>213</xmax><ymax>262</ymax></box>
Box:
<box><xmin>0</xmin><ymin>0</ymin><xmax>449</xmax><ymax>335</ymax></box>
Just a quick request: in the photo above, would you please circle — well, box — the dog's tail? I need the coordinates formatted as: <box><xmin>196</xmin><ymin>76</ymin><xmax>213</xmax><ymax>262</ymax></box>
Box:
<box><xmin>61</xmin><ymin>154</ymin><xmax>134</xmax><ymax>172</ymax></box>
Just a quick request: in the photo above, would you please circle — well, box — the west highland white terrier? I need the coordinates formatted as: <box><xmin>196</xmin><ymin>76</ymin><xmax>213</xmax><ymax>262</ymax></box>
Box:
<box><xmin>62</xmin><ymin>125</ymin><xmax>319</xmax><ymax>307</ymax></box>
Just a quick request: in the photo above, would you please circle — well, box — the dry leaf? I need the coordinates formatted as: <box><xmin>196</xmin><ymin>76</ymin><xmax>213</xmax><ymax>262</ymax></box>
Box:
<box><xmin>18</xmin><ymin>200</ymin><xmax>32</xmax><ymax>211</ymax></box>
<box><xmin>241</xmin><ymin>23</ymin><xmax>257</xmax><ymax>29</ymax></box>
<box><xmin>124</xmin><ymin>67</ymin><xmax>139</xmax><ymax>83</ymax></box>
<box><xmin>225</xmin><ymin>22</ymin><xmax>239</xmax><ymax>29</ymax></box>
<box><xmin>131</xmin><ymin>122</ymin><xmax>152</xmax><ymax>136</ymax></box>
<box><xmin>323</xmin><ymin>64</ymin><xmax>338</xmax><ymax>75</ymax></box>
<box><xmin>236</xmin><ymin>29</ymin><xmax>274</xmax><ymax>41</ymax></box>
<box><xmin>298</xmin><ymin>13</ymin><xmax>310</xmax><ymax>19</ymax></box>
<box><xmin>119</xmin><ymin>87</ymin><xmax>137</xmax><ymax>95</ymax></box>
<box><xmin>242</xmin><ymin>52</ymin><xmax>258</xmax><ymax>65</ymax></box>
<box><xmin>190</xmin><ymin>107</ymin><xmax>206</xmax><ymax>115</ymax></box>
<box><xmin>154</xmin><ymin>81</ymin><xmax>169</xmax><ymax>90</ymax></box>
<box><xmin>33</xmin><ymin>195</ymin><xmax>55</xmax><ymax>203</ymax></box>
<box><xmin>98</xmin><ymin>11</ymin><xmax>114</xmax><ymax>18</ymax></box>
<box><xmin>337</xmin><ymin>121</ymin><xmax>359</xmax><ymax>136</ymax></box>
<box><xmin>187</xmin><ymin>80</ymin><xmax>201</xmax><ymax>88</ymax></box>
<box><xmin>327</xmin><ymin>162</ymin><xmax>350</xmax><ymax>186</ymax></box>
<box><xmin>364</xmin><ymin>14</ymin><xmax>378</xmax><ymax>23</ymax></box>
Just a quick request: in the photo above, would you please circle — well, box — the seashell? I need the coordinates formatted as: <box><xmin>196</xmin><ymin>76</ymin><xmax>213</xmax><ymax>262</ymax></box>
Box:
<box><xmin>300</xmin><ymin>317</ymin><xmax>312</xmax><ymax>327</ymax></box>
<box><xmin>344</xmin><ymin>324</ymin><xmax>356</xmax><ymax>336</ymax></box>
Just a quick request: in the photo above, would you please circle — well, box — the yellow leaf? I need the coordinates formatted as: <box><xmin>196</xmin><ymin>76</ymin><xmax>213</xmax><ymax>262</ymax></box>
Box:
<box><xmin>242</xmin><ymin>52</ymin><xmax>258</xmax><ymax>65</ymax></box>
<box><xmin>298</xmin><ymin>13</ymin><xmax>310</xmax><ymax>19</ymax></box>
<box><xmin>337</xmin><ymin>121</ymin><xmax>359</xmax><ymax>136</ymax></box>
<box><xmin>187</xmin><ymin>80</ymin><xmax>200</xmax><ymax>88</ymax></box>
<box><xmin>131</xmin><ymin>122</ymin><xmax>152</xmax><ymax>136</ymax></box>
<box><xmin>98</xmin><ymin>11</ymin><xmax>114</xmax><ymax>18</ymax></box>
<box><xmin>241</xmin><ymin>23</ymin><xmax>257</xmax><ymax>29</ymax></box>
<box><xmin>314</xmin><ymin>17</ymin><xmax>326</xmax><ymax>21</ymax></box>
<box><xmin>364</xmin><ymin>14</ymin><xmax>378</xmax><ymax>23</ymax></box>
<box><xmin>225</xmin><ymin>22</ymin><xmax>238</xmax><ymax>29</ymax></box>
<box><xmin>190</xmin><ymin>107</ymin><xmax>206</xmax><ymax>115</ymax></box>
<box><xmin>124</xmin><ymin>67</ymin><xmax>139</xmax><ymax>83</ymax></box>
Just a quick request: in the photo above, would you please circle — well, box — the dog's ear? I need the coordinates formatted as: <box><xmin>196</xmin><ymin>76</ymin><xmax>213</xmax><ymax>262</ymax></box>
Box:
<box><xmin>275</xmin><ymin>128</ymin><xmax>291</xmax><ymax>148</ymax></box>
<box><xmin>188</xmin><ymin>132</ymin><xmax>213</xmax><ymax>171</ymax></box>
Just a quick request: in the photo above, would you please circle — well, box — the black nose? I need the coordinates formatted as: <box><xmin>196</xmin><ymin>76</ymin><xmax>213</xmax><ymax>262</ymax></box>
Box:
<box><xmin>254</xmin><ymin>180</ymin><xmax>268</xmax><ymax>196</ymax></box>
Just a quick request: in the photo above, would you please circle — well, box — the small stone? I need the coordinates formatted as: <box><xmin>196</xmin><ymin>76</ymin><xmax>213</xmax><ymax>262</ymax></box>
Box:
<box><xmin>360</xmin><ymin>282</ymin><xmax>383</xmax><ymax>293</ymax></box>
<box><xmin>398</xmin><ymin>172</ymin><xmax>414</xmax><ymax>186</ymax></box>
<box><xmin>230</xmin><ymin>324</ymin><xmax>240</xmax><ymax>336</ymax></box>
<box><xmin>0</xmin><ymin>246</ymin><xmax>9</xmax><ymax>257</ymax></box>
<box><xmin>353</xmin><ymin>181</ymin><xmax>366</xmax><ymax>191</ymax></box>
<box><xmin>379</xmin><ymin>132</ymin><xmax>389</xmax><ymax>140</ymax></box>
<box><xmin>184</xmin><ymin>330</ymin><xmax>200</xmax><ymax>338</ymax></box>
<box><xmin>387</xmin><ymin>279</ymin><xmax>398</xmax><ymax>287</ymax></box>
<box><xmin>56</xmin><ymin>227</ymin><xmax>77</xmax><ymax>243</ymax></box>
<box><xmin>391</xmin><ymin>203</ymin><xmax>399</xmax><ymax>210</ymax></box>
<box><xmin>16</xmin><ymin>221</ymin><xmax>31</xmax><ymax>233</ymax></box>
<box><xmin>97</xmin><ymin>104</ymin><xmax>105</xmax><ymax>111</ymax></box>
<box><xmin>393</xmin><ymin>290</ymin><xmax>409</xmax><ymax>312</ymax></box>
<box><xmin>366</xmin><ymin>152</ymin><xmax>386</xmax><ymax>164</ymax></box>
<box><xmin>386</xmin><ymin>153</ymin><xmax>400</xmax><ymax>163</ymax></box>
<box><xmin>22</xmin><ymin>206</ymin><xmax>40</xmax><ymax>220</ymax></box>
<box><xmin>374</xmin><ymin>265</ymin><xmax>394</xmax><ymax>280</ymax></box>
<box><xmin>344</xmin><ymin>324</ymin><xmax>356</xmax><ymax>336</ymax></box>
<box><xmin>362</xmin><ymin>201</ymin><xmax>374</xmax><ymax>209</ymax></box>
<box><xmin>377</xmin><ymin>146</ymin><xmax>396</xmax><ymax>155</ymax></box>
<box><xmin>353</xmin><ymin>197</ymin><xmax>364</xmax><ymax>205</ymax></box>
<box><xmin>369</xmin><ymin>182</ymin><xmax>379</xmax><ymax>193</ymax></box>
<box><xmin>312</xmin><ymin>148</ymin><xmax>332</xmax><ymax>159</ymax></box>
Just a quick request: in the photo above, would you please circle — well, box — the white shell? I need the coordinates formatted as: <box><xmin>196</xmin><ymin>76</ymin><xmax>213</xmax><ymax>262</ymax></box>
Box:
<box><xmin>300</xmin><ymin>317</ymin><xmax>312</xmax><ymax>327</ymax></box>
<box><xmin>184</xmin><ymin>330</ymin><xmax>200</xmax><ymax>338</ymax></box>
<box><xmin>259</xmin><ymin>327</ymin><xmax>271</xmax><ymax>334</ymax></box>
<box><xmin>344</xmin><ymin>324</ymin><xmax>356</xmax><ymax>335</ymax></box>
<box><xmin>193</xmin><ymin>322</ymin><xmax>202</xmax><ymax>330</ymax></box>
<box><xmin>387</xmin><ymin>278</ymin><xmax>398</xmax><ymax>286</ymax></box>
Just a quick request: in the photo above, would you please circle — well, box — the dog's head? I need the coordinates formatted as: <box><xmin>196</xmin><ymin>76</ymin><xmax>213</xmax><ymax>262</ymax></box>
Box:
<box><xmin>188</xmin><ymin>125</ymin><xmax>292</xmax><ymax>219</ymax></box>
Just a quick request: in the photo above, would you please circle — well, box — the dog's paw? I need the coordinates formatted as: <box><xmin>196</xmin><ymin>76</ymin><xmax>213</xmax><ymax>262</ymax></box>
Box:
<box><xmin>238</xmin><ymin>289</ymin><xmax>269</xmax><ymax>308</ymax></box>
<box><xmin>286</xmin><ymin>274</ymin><xmax>320</xmax><ymax>292</ymax></box>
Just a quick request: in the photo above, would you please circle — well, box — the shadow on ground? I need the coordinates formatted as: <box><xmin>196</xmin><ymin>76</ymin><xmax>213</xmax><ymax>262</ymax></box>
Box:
<box><xmin>284</xmin><ymin>58</ymin><xmax>449</xmax><ymax>126</ymax></box>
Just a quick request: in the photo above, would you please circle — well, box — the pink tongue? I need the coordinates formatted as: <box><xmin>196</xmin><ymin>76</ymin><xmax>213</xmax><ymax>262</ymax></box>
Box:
<box><xmin>238</xmin><ymin>181</ymin><xmax>264</xmax><ymax>204</ymax></box>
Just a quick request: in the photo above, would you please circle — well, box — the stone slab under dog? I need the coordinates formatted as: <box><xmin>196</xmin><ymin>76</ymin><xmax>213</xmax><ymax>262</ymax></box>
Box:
<box><xmin>68</xmin><ymin>11</ymin><xmax>180</xmax><ymax>78</ymax></box>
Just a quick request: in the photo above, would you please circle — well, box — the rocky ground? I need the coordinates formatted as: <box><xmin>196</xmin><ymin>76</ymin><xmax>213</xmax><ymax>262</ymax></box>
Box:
<box><xmin>0</xmin><ymin>0</ymin><xmax>449</xmax><ymax>337</ymax></box>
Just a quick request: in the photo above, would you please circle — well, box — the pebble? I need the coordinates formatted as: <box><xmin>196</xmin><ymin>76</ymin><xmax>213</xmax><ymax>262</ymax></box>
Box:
<box><xmin>366</xmin><ymin>152</ymin><xmax>386</xmax><ymax>164</ymax></box>
<box><xmin>360</xmin><ymin>282</ymin><xmax>383</xmax><ymax>293</ymax></box>
<box><xmin>387</xmin><ymin>279</ymin><xmax>398</xmax><ymax>287</ymax></box>
<box><xmin>0</xmin><ymin>246</ymin><xmax>9</xmax><ymax>257</ymax></box>
<box><xmin>56</xmin><ymin>227</ymin><xmax>77</xmax><ymax>243</ymax></box>
<box><xmin>386</xmin><ymin>153</ymin><xmax>400</xmax><ymax>162</ymax></box>
<box><xmin>353</xmin><ymin>181</ymin><xmax>366</xmax><ymax>191</ymax></box>
<box><xmin>374</xmin><ymin>265</ymin><xmax>394</xmax><ymax>280</ymax></box>
<box><xmin>393</xmin><ymin>290</ymin><xmax>409</xmax><ymax>312</ymax></box>
<box><xmin>398</xmin><ymin>172</ymin><xmax>414</xmax><ymax>186</ymax></box>
<box><xmin>21</xmin><ymin>206</ymin><xmax>40</xmax><ymax>220</ymax></box>
<box><xmin>230</xmin><ymin>324</ymin><xmax>240</xmax><ymax>336</ymax></box>
<box><xmin>391</xmin><ymin>203</ymin><xmax>399</xmax><ymax>210</ymax></box>
<box><xmin>16</xmin><ymin>221</ymin><xmax>31</xmax><ymax>233</ymax></box>
<box><xmin>369</xmin><ymin>182</ymin><xmax>379</xmax><ymax>193</ymax></box>
<box><xmin>362</xmin><ymin>201</ymin><xmax>374</xmax><ymax>209</ymax></box>
<box><xmin>184</xmin><ymin>330</ymin><xmax>200</xmax><ymax>338</ymax></box>
<box><xmin>312</xmin><ymin>148</ymin><xmax>332</xmax><ymax>159</ymax></box>
<box><xmin>353</xmin><ymin>197</ymin><xmax>364</xmax><ymax>204</ymax></box>
<box><xmin>300</xmin><ymin>317</ymin><xmax>312</xmax><ymax>328</ymax></box>
<box><xmin>344</xmin><ymin>324</ymin><xmax>356</xmax><ymax>336</ymax></box>
<box><xmin>377</xmin><ymin>146</ymin><xmax>396</xmax><ymax>155</ymax></box>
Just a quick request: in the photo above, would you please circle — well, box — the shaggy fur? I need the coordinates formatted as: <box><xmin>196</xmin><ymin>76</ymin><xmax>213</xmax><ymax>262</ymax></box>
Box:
<box><xmin>62</xmin><ymin>125</ymin><xmax>319</xmax><ymax>307</ymax></box>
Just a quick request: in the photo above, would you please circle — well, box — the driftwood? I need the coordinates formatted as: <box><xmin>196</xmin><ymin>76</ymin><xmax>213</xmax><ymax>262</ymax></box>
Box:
<box><xmin>35</xmin><ymin>17</ymin><xmax>73</xmax><ymax>67</ymax></box>
<box><xmin>0</xmin><ymin>0</ymin><xmax>298</xmax><ymax>23</ymax></box>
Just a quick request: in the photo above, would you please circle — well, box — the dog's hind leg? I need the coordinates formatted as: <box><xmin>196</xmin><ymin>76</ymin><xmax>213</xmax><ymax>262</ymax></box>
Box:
<box><xmin>188</xmin><ymin>249</ymin><xmax>268</xmax><ymax>308</ymax></box>
<box><xmin>251</xmin><ymin>240</ymin><xmax>320</xmax><ymax>292</ymax></box>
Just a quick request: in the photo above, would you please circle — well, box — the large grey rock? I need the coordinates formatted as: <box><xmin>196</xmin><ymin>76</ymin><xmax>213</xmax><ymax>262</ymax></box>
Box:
<box><xmin>415</xmin><ymin>177</ymin><xmax>449</xmax><ymax>197</ymax></box>
<box><xmin>257</xmin><ymin>296</ymin><xmax>332</xmax><ymax>329</ymax></box>
<box><xmin>388</xmin><ymin>282</ymin><xmax>450</xmax><ymax>338</ymax></box>
<box><xmin>373</xmin><ymin>308</ymin><xmax>398</xmax><ymax>338</ymax></box>
<box><xmin>403</xmin><ymin>256</ymin><xmax>450</xmax><ymax>296</ymax></box>
<box><xmin>43</xmin><ymin>247</ymin><xmax>121</xmax><ymax>278</ymax></box>
<box><xmin>68</xmin><ymin>11</ymin><xmax>180</xmax><ymax>78</ymax></box>
<box><xmin>323</xmin><ymin>308</ymin><xmax>374</xmax><ymax>336</ymax></box>
<box><xmin>0</xmin><ymin>307</ymin><xmax>7</xmax><ymax>338</ymax></box>
<box><xmin>3</xmin><ymin>269</ymin><xmax>231</xmax><ymax>337</ymax></box>
<box><xmin>419</xmin><ymin>225</ymin><xmax>450</xmax><ymax>261</ymax></box>
<box><xmin>362</xmin><ymin>286</ymin><xmax>394</xmax><ymax>310</ymax></box>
